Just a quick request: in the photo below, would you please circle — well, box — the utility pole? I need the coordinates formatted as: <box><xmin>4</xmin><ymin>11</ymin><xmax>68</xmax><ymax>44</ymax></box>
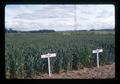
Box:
<box><xmin>74</xmin><ymin>5</ymin><xmax>77</xmax><ymax>31</ymax></box>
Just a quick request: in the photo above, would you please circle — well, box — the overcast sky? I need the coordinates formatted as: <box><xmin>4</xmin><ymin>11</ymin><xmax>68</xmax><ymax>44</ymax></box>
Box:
<box><xmin>5</xmin><ymin>4</ymin><xmax>115</xmax><ymax>31</ymax></box>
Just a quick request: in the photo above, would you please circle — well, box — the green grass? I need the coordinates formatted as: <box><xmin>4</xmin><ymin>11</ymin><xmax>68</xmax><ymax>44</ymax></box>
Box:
<box><xmin>5</xmin><ymin>31</ymin><xmax>115</xmax><ymax>78</ymax></box>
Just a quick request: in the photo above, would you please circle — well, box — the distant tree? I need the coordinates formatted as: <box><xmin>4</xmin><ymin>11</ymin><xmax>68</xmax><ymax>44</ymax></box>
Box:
<box><xmin>8</xmin><ymin>28</ymin><xmax>18</xmax><ymax>33</ymax></box>
<box><xmin>9</xmin><ymin>28</ymin><xmax>13</xmax><ymax>32</ymax></box>
<box><xmin>90</xmin><ymin>29</ymin><xmax>95</xmax><ymax>31</ymax></box>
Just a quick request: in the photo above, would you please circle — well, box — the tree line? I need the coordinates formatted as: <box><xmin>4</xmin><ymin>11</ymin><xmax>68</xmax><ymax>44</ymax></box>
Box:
<box><xmin>5</xmin><ymin>28</ymin><xmax>55</xmax><ymax>33</ymax></box>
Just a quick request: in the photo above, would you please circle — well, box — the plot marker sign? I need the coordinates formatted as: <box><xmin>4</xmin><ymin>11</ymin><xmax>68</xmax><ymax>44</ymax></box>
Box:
<box><xmin>92</xmin><ymin>49</ymin><xmax>103</xmax><ymax>68</ymax></box>
<box><xmin>41</xmin><ymin>53</ymin><xmax>56</xmax><ymax>77</ymax></box>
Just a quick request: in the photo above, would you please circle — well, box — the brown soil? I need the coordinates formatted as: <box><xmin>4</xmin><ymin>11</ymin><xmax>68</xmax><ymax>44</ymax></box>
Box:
<box><xmin>33</xmin><ymin>63</ymin><xmax>115</xmax><ymax>79</ymax></box>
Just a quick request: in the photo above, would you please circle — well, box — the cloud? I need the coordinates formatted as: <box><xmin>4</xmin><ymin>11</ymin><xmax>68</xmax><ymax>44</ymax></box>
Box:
<box><xmin>15</xmin><ymin>5</ymin><xmax>74</xmax><ymax>19</ymax></box>
<box><xmin>5</xmin><ymin>4</ymin><xmax>115</xmax><ymax>31</ymax></box>
<box><xmin>76</xmin><ymin>5</ymin><xmax>115</xmax><ymax>30</ymax></box>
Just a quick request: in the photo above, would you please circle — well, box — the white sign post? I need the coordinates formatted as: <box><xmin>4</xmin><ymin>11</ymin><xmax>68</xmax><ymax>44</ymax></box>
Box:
<box><xmin>41</xmin><ymin>53</ymin><xmax>56</xmax><ymax>77</ymax></box>
<box><xmin>92</xmin><ymin>49</ymin><xmax>103</xmax><ymax>68</ymax></box>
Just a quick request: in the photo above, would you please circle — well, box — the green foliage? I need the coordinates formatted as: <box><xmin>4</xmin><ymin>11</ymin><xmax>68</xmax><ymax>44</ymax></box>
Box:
<box><xmin>5</xmin><ymin>32</ymin><xmax>115</xmax><ymax>78</ymax></box>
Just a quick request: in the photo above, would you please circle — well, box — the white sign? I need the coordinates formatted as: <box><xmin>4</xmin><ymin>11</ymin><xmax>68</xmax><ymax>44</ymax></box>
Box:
<box><xmin>92</xmin><ymin>49</ymin><xmax>103</xmax><ymax>68</ymax></box>
<box><xmin>92</xmin><ymin>49</ymin><xmax>103</xmax><ymax>53</ymax></box>
<box><xmin>41</xmin><ymin>53</ymin><xmax>56</xmax><ymax>58</ymax></box>
<box><xmin>41</xmin><ymin>53</ymin><xmax>56</xmax><ymax>77</ymax></box>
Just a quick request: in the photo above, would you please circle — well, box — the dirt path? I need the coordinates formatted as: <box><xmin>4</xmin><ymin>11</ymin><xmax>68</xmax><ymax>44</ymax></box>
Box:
<box><xmin>33</xmin><ymin>63</ymin><xmax>115</xmax><ymax>79</ymax></box>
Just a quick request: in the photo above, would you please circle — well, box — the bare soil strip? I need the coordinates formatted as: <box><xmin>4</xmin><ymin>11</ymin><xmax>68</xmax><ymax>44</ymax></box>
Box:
<box><xmin>33</xmin><ymin>63</ymin><xmax>115</xmax><ymax>79</ymax></box>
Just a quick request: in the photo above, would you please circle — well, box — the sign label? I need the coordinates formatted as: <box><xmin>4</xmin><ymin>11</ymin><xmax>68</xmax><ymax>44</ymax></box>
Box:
<box><xmin>41</xmin><ymin>53</ymin><xmax>56</xmax><ymax>77</ymax></box>
<box><xmin>92</xmin><ymin>49</ymin><xmax>103</xmax><ymax>68</ymax></box>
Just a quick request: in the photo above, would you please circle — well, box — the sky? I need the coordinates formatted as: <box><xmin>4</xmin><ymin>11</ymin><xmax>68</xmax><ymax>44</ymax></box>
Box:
<box><xmin>5</xmin><ymin>4</ymin><xmax>115</xmax><ymax>31</ymax></box>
